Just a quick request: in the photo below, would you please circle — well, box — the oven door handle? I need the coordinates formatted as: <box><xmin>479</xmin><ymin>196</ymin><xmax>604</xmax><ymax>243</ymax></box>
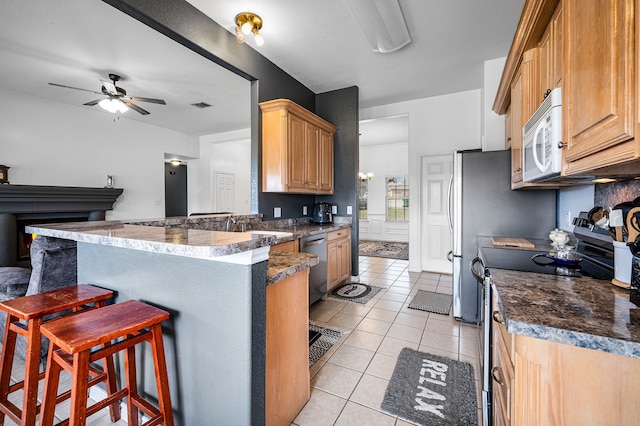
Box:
<box><xmin>469</xmin><ymin>256</ymin><xmax>486</xmax><ymax>284</ymax></box>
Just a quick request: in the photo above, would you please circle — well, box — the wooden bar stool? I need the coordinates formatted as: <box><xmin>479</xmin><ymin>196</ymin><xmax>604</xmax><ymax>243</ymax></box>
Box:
<box><xmin>0</xmin><ymin>284</ymin><xmax>117</xmax><ymax>426</ymax></box>
<box><xmin>39</xmin><ymin>300</ymin><xmax>174</xmax><ymax>426</ymax></box>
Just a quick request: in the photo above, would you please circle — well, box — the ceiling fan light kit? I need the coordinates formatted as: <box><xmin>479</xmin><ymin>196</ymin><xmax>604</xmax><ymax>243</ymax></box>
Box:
<box><xmin>235</xmin><ymin>12</ymin><xmax>264</xmax><ymax>46</ymax></box>
<box><xmin>342</xmin><ymin>0</ymin><xmax>412</xmax><ymax>53</ymax></box>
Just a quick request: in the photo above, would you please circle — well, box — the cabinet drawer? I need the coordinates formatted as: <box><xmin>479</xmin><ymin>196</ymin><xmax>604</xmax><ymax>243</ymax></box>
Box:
<box><xmin>492</xmin><ymin>308</ymin><xmax>514</xmax><ymax>365</ymax></box>
<box><xmin>327</xmin><ymin>229</ymin><xmax>349</xmax><ymax>242</ymax></box>
<box><xmin>492</xmin><ymin>324</ymin><xmax>514</xmax><ymax>425</ymax></box>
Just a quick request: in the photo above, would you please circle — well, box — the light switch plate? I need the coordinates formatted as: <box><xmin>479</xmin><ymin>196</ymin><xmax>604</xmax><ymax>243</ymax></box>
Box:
<box><xmin>331</xmin><ymin>205</ymin><xmax>337</xmax><ymax>214</ymax></box>
<box><xmin>303</xmin><ymin>205</ymin><xmax>307</xmax><ymax>215</ymax></box>
<box><xmin>274</xmin><ymin>207</ymin><xmax>281</xmax><ymax>218</ymax></box>
<box><xmin>347</xmin><ymin>205</ymin><xmax>352</xmax><ymax>215</ymax></box>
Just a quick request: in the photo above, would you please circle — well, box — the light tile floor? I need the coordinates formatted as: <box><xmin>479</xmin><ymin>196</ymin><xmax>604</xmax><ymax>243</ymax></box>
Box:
<box><xmin>294</xmin><ymin>255</ymin><xmax>482</xmax><ymax>426</ymax></box>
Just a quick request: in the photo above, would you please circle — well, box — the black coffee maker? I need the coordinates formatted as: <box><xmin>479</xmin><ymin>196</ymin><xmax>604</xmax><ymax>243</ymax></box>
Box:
<box><xmin>312</xmin><ymin>202</ymin><xmax>333</xmax><ymax>224</ymax></box>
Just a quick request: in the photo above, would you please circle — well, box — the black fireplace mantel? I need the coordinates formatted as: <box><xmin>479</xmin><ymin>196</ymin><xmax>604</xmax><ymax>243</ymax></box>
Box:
<box><xmin>0</xmin><ymin>184</ymin><xmax>123</xmax><ymax>216</ymax></box>
<box><xmin>0</xmin><ymin>185</ymin><xmax>123</xmax><ymax>266</ymax></box>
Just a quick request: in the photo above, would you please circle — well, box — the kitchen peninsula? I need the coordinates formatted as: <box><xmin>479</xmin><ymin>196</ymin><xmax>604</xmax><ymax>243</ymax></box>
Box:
<box><xmin>26</xmin><ymin>218</ymin><xmax>324</xmax><ymax>426</ymax></box>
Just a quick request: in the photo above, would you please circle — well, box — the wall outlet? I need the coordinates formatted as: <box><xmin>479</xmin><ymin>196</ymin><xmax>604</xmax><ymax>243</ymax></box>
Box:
<box><xmin>274</xmin><ymin>207</ymin><xmax>281</xmax><ymax>218</ymax></box>
<box><xmin>346</xmin><ymin>205</ymin><xmax>352</xmax><ymax>215</ymax></box>
<box><xmin>564</xmin><ymin>210</ymin><xmax>572</xmax><ymax>227</ymax></box>
<box><xmin>331</xmin><ymin>205</ymin><xmax>337</xmax><ymax>214</ymax></box>
<box><xmin>303</xmin><ymin>205</ymin><xmax>307</xmax><ymax>215</ymax></box>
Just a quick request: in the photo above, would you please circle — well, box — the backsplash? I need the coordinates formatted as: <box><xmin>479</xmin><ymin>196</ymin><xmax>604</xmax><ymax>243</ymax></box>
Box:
<box><xmin>594</xmin><ymin>179</ymin><xmax>640</xmax><ymax>208</ymax></box>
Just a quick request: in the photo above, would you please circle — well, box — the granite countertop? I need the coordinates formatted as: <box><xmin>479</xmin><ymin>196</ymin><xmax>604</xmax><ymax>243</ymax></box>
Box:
<box><xmin>266</xmin><ymin>251</ymin><xmax>319</xmax><ymax>285</ymax></box>
<box><xmin>486</xmin><ymin>254</ymin><xmax>640</xmax><ymax>359</ymax></box>
<box><xmin>26</xmin><ymin>221</ymin><xmax>280</xmax><ymax>259</ymax></box>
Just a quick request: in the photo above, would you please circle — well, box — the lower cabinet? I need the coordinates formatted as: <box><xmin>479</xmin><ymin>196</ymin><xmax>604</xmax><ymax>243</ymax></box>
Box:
<box><xmin>265</xmin><ymin>270</ymin><xmax>310</xmax><ymax>426</ymax></box>
<box><xmin>492</xmin><ymin>289</ymin><xmax>640</xmax><ymax>425</ymax></box>
<box><xmin>271</xmin><ymin>239</ymin><xmax>299</xmax><ymax>252</ymax></box>
<box><xmin>326</xmin><ymin>228</ymin><xmax>351</xmax><ymax>292</ymax></box>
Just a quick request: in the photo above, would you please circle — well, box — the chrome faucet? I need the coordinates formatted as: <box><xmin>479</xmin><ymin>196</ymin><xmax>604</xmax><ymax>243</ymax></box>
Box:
<box><xmin>225</xmin><ymin>215</ymin><xmax>236</xmax><ymax>232</ymax></box>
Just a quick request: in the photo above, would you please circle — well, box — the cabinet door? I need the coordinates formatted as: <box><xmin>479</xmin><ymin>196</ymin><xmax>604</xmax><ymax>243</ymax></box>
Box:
<box><xmin>288</xmin><ymin>114</ymin><xmax>307</xmax><ymax>190</ymax></box>
<box><xmin>510</xmin><ymin>49</ymin><xmax>540</xmax><ymax>189</ymax></box>
<box><xmin>327</xmin><ymin>240</ymin><xmax>339</xmax><ymax>291</ymax></box>
<box><xmin>510</xmin><ymin>72</ymin><xmax>523</xmax><ymax>186</ymax></box>
<box><xmin>538</xmin><ymin>4</ymin><xmax>562</xmax><ymax>96</ymax></box>
<box><xmin>337</xmin><ymin>237</ymin><xmax>351</xmax><ymax>283</ymax></box>
<box><xmin>563</xmin><ymin>0</ymin><xmax>634</xmax><ymax>173</ymax></box>
<box><xmin>319</xmin><ymin>129</ymin><xmax>334</xmax><ymax>192</ymax></box>
<box><xmin>304</xmin><ymin>123</ymin><xmax>320</xmax><ymax>190</ymax></box>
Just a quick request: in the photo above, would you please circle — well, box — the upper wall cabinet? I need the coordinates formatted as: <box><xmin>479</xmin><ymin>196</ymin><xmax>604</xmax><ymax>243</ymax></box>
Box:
<box><xmin>562</xmin><ymin>0</ymin><xmax>635</xmax><ymax>175</ymax></box>
<box><xmin>260</xmin><ymin>99</ymin><xmax>336</xmax><ymax>194</ymax></box>
<box><xmin>494</xmin><ymin>0</ymin><xmax>640</xmax><ymax>183</ymax></box>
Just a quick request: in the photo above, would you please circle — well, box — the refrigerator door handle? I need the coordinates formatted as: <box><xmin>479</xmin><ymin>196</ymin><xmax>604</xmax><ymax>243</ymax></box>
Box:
<box><xmin>446</xmin><ymin>174</ymin><xmax>454</xmax><ymax>234</ymax></box>
<box><xmin>446</xmin><ymin>250</ymin><xmax>453</xmax><ymax>262</ymax></box>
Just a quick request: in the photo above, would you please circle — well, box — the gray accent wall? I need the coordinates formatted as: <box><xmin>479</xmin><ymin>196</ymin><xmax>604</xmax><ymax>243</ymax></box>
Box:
<box><xmin>316</xmin><ymin>87</ymin><xmax>360</xmax><ymax>276</ymax></box>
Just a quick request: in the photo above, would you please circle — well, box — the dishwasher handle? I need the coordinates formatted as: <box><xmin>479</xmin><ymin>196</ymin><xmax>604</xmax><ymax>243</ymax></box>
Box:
<box><xmin>301</xmin><ymin>238</ymin><xmax>326</xmax><ymax>248</ymax></box>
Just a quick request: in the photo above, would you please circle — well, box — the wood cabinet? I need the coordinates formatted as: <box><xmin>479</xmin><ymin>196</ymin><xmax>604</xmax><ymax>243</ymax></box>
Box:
<box><xmin>494</xmin><ymin>0</ymin><xmax>640</xmax><ymax>182</ymax></box>
<box><xmin>271</xmin><ymin>239</ymin><xmax>298</xmax><ymax>252</ymax></box>
<box><xmin>491</xmin><ymin>287</ymin><xmax>640</xmax><ymax>425</ymax></box>
<box><xmin>562</xmin><ymin>0</ymin><xmax>636</xmax><ymax>175</ymax></box>
<box><xmin>266</xmin><ymin>270</ymin><xmax>310</xmax><ymax>426</ymax></box>
<box><xmin>260</xmin><ymin>99</ymin><xmax>336</xmax><ymax>194</ymax></box>
<box><xmin>326</xmin><ymin>228</ymin><xmax>351</xmax><ymax>292</ymax></box>
<box><xmin>509</xmin><ymin>49</ymin><xmax>539</xmax><ymax>189</ymax></box>
<box><xmin>538</xmin><ymin>5</ymin><xmax>562</xmax><ymax>97</ymax></box>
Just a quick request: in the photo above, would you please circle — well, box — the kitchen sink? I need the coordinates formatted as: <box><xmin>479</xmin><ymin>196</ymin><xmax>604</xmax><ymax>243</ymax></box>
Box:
<box><xmin>244</xmin><ymin>230</ymin><xmax>293</xmax><ymax>238</ymax></box>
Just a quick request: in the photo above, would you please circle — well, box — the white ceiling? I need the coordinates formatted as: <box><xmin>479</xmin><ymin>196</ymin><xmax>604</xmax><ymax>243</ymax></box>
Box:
<box><xmin>0</xmin><ymin>0</ymin><xmax>524</xmax><ymax>140</ymax></box>
<box><xmin>188</xmin><ymin>0</ymin><xmax>525</xmax><ymax>108</ymax></box>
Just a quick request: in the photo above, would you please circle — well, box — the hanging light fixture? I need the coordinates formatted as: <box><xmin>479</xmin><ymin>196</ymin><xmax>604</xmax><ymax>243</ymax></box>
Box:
<box><xmin>98</xmin><ymin>98</ymin><xmax>129</xmax><ymax>114</ymax></box>
<box><xmin>235</xmin><ymin>12</ymin><xmax>264</xmax><ymax>46</ymax></box>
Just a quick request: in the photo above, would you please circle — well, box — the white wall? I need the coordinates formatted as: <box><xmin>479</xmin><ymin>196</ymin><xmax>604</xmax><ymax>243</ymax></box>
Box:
<box><xmin>188</xmin><ymin>129</ymin><xmax>252</xmax><ymax>215</ymax></box>
<box><xmin>483</xmin><ymin>57</ymin><xmax>507</xmax><ymax>151</ymax></box>
<box><xmin>361</xmin><ymin>89</ymin><xmax>482</xmax><ymax>271</ymax></box>
<box><xmin>0</xmin><ymin>87</ymin><xmax>200</xmax><ymax>220</ymax></box>
<box><xmin>359</xmin><ymin>142</ymin><xmax>409</xmax><ymax>241</ymax></box>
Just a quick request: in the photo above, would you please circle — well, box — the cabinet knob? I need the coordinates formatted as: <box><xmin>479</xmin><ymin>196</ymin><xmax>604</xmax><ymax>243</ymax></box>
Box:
<box><xmin>516</xmin><ymin>167</ymin><xmax>522</xmax><ymax>172</ymax></box>
<box><xmin>491</xmin><ymin>367</ymin><xmax>505</xmax><ymax>386</ymax></box>
<box><xmin>506</xmin><ymin>137</ymin><xmax>512</xmax><ymax>143</ymax></box>
<box><xmin>492</xmin><ymin>310</ymin><xmax>505</xmax><ymax>324</ymax></box>
<box><xmin>558</xmin><ymin>141</ymin><xmax>567</xmax><ymax>149</ymax></box>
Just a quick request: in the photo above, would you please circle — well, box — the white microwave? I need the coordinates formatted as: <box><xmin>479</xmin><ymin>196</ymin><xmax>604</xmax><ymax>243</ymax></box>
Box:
<box><xmin>523</xmin><ymin>87</ymin><xmax>562</xmax><ymax>182</ymax></box>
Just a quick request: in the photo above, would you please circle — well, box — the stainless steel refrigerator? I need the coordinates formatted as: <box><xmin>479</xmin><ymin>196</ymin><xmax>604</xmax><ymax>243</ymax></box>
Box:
<box><xmin>449</xmin><ymin>149</ymin><xmax>557</xmax><ymax>323</ymax></box>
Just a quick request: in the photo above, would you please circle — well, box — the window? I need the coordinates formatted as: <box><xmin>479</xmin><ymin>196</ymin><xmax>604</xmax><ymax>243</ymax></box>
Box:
<box><xmin>358</xmin><ymin>179</ymin><xmax>369</xmax><ymax>219</ymax></box>
<box><xmin>386</xmin><ymin>176</ymin><xmax>409</xmax><ymax>221</ymax></box>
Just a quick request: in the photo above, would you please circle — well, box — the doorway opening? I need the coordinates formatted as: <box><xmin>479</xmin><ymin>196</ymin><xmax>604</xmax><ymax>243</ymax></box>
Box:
<box><xmin>165</xmin><ymin>162</ymin><xmax>187</xmax><ymax>217</ymax></box>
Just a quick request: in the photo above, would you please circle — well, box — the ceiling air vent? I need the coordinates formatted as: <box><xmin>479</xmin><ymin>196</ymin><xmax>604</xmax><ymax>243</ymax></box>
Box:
<box><xmin>191</xmin><ymin>102</ymin><xmax>212</xmax><ymax>109</ymax></box>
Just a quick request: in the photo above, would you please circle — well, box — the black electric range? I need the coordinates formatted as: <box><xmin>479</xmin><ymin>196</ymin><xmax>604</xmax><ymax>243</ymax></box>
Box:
<box><xmin>479</xmin><ymin>212</ymin><xmax>614</xmax><ymax>281</ymax></box>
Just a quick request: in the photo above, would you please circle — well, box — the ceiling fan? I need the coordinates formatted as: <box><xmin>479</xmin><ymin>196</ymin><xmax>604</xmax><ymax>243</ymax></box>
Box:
<box><xmin>48</xmin><ymin>73</ymin><xmax>166</xmax><ymax>115</ymax></box>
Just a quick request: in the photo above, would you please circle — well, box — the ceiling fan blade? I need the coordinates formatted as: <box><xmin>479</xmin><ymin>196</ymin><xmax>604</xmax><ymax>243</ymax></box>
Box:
<box><xmin>48</xmin><ymin>82</ymin><xmax>103</xmax><ymax>95</ymax></box>
<box><xmin>83</xmin><ymin>99</ymin><xmax>103</xmax><ymax>106</ymax></box>
<box><xmin>100</xmin><ymin>79</ymin><xmax>118</xmax><ymax>95</ymax></box>
<box><xmin>121</xmin><ymin>99</ymin><xmax>149</xmax><ymax>115</ymax></box>
<box><xmin>128</xmin><ymin>96</ymin><xmax>166</xmax><ymax>105</ymax></box>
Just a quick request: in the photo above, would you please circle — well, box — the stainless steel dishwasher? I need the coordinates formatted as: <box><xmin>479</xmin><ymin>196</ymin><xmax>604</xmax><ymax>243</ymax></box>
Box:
<box><xmin>300</xmin><ymin>233</ymin><xmax>327</xmax><ymax>305</ymax></box>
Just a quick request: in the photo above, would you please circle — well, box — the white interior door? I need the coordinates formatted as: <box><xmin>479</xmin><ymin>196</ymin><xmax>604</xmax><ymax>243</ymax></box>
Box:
<box><xmin>420</xmin><ymin>154</ymin><xmax>453</xmax><ymax>273</ymax></box>
<box><xmin>214</xmin><ymin>171</ymin><xmax>235</xmax><ymax>213</ymax></box>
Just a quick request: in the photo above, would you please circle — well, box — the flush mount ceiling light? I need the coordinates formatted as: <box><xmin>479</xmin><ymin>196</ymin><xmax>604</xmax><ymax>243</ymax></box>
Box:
<box><xmin>235</xmin><ymin>12</ymin><xmax>264</xmax><ymax>46</ymax></box>
<box><xmin>342</xmin><ymin>0</ymin><xmax>412</xmax><ymax>53</ymax></box>
<box><xmin>170</xmin><ymin>159</ymin><xmax>181</xmax><ymax>166</ymax></box>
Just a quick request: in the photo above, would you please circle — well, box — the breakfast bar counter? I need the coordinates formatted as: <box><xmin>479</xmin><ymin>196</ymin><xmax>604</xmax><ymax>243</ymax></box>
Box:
<box><xmin>27</xmin><ymin>220</ymin><xmax>319</xmax><ymax>426</ymax></box>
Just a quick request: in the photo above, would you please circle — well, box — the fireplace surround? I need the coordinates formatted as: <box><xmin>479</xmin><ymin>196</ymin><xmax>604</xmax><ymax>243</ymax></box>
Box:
<box><xmin>0</xmin><ymin>185</ymin><xmax>123</xmax><ymax>266</ymax></box>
